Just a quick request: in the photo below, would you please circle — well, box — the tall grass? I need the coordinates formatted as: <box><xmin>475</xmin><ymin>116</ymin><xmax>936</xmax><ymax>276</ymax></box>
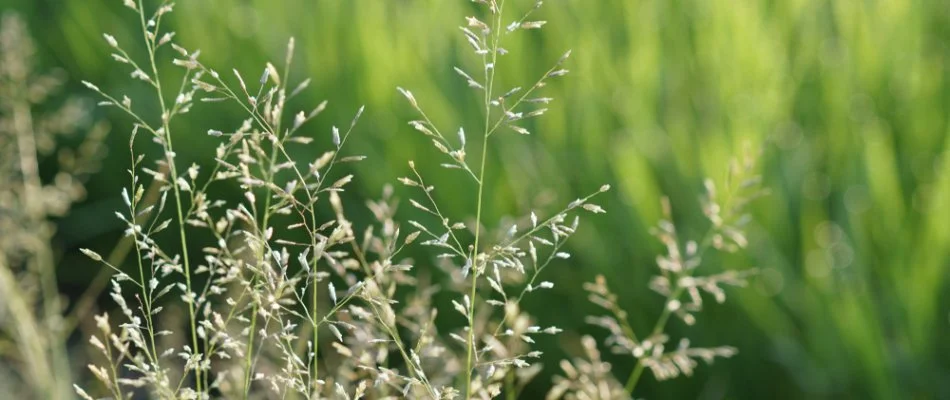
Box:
<box><xmin>76</xmin><ymin>1</ymin><xmax>618</xmax><ymax>398</ymax></box>
<box><xmin>2</xmin><ymin>0</ymin><xmax>948</xmax><ymax>397</ymax></box>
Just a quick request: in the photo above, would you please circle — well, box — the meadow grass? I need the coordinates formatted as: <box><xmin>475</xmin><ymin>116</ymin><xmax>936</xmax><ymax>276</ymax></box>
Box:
<box><xmin>14</xmin><ymin>0</ymin><xmax>940</xmax><ymax>398</ymax></box>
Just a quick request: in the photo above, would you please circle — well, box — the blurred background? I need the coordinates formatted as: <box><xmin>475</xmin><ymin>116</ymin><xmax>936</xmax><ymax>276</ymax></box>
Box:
<box><xmin>2</xmin><ymin>0</ymin><xmax>949</xmax><ymax>398</ymax></box>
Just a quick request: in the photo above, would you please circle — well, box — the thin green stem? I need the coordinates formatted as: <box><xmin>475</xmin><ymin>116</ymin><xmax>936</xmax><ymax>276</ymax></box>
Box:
<box><xmin>465</xmin><ymin>2</ymin><xmax>505</xmax><ymax>398</ymax></box>
<box><xmin>135</xmin><ymin>0</ymin><xmax>201</xmax><ymax>391</ymax></box>
<box><xmin>504</xmin><ymin>369</ymin><xmax>516</xmax><ymax>400</ymax></box>
<box><xmin>244</xmin><ymin>304</ymin><xmax>258</xmax><ymax>396</ymax></box>
<box><xmin>128</xmin><ymin>160</ymin><xmax>160</xmax><ymax>365</ymax></box>
<box><xmin>624</xmin><ymin>361</ymin><xmax>646</xmax><ymax>394</ymax></box>
<box><xmin>622</xmin><ymin>283</ymin><xmax>682</xmax><ymax>393</ymax></box>
<box><xmin>238</xmin><ymin>60</ymin><xmax>300</xmax><ymax>395</ymax></box>
<box><xmin>464</xmin><ymin>48</ymin><xmax>491</xmax><ymax>400</ymax></box>
<box><xmin>309</xmin><ymin>216</ymin><xmax>325</xmax><ymax>396</ymax></box>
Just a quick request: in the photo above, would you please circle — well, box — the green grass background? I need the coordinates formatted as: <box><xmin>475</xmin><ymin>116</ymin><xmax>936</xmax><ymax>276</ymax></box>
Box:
<box><xmin>5</xmin><ymin>0</ymin><xmax>950</xmax><ymax>398</ymax></box>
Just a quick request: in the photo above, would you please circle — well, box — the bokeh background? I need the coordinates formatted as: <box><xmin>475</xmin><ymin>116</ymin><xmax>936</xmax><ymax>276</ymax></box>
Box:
<box><xmin>3</xmin><ymin>0</ymin><xmax>950</xmax><ymax>398</ymax></box>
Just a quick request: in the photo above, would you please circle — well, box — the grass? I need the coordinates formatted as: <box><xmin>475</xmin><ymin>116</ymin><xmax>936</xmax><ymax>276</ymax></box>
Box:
<box><xmin>1</xmin><ymin>0</ymin><xmax>949</xmax><ymax>398</ymax></box>
<box><xmin>70</xmin><ymin>1</ymin><xmax>755</xmax><ymax>398</ymax></box>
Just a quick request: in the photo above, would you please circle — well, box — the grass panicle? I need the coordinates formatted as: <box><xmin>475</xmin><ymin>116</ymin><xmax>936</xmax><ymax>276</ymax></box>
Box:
<box><xmin>67</xmin><ymin>1</ymin><xmax>762</xmax><ymax>399</ymax></box>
